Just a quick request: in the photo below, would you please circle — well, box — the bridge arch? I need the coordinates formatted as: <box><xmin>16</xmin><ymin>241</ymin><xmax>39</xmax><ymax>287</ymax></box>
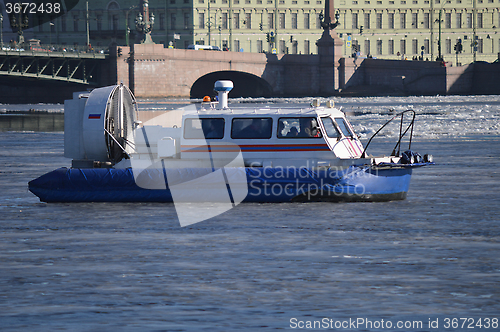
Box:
<box><xmin>190</xmin><ymin>71</ymin><xmax>273</xmax><ymax>99</ymax></box>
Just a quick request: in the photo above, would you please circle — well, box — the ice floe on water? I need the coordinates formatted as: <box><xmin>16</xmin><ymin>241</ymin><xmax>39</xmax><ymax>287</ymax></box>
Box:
<box><xmin>229</xmin><ymin>94</ymin><xmax>500</xmax><ymax>139</ymax></box>
<box><xmin>4</xmin><ymin>94</ymin><xmax>498</xmax><ymax>139</ymax></box>
<box><xmin>337</xmin><ymin>95</ymin><xmax>500</xmax><ymax>139</ymax></box>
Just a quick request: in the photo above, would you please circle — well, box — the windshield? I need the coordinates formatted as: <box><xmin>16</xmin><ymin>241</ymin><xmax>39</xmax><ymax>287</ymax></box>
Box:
<box><xmin>321</xmin><ymin>117</ymin><xmax>341</xmax><ymax>138</ymax></box>
<box><xmin>334</xmin><ymin>117</ymin><xmax>354</xmax><ymax>137</ymax></box>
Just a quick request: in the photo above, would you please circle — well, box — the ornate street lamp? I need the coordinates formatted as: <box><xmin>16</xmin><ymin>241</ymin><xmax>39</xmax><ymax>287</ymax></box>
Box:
<box><xmin>135</xmin><ymin>0</ymin><xmax>155</xmax><ymax>44</ymax></box>
<box><xmin>9</xmin><ymin>5</ymin><xmax>29</xmax><ymax>46</ymax></box>
<box><xmin>319</xmin><ymin>9</ymin><xmax>341</xmax><ymax>31</ymax></box>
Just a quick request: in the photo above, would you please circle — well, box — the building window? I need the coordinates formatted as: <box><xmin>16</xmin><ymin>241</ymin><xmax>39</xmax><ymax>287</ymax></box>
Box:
<box><xmin>364</xmin><ymin>13</ymin><xmax>370</xmax><ymax>29</ymax></box>
<box><xmin>73</xmin><ymin>15</ymin><xmax>79</xmax><ymax>32</ymax></box>
<box><xmin>466</xmin><ymin>13</ymin><xmax>472</xmax><ymax>28</ymax></box>
<box><xmin>108</xmin><ymin>2</ymin><xmax>119</xmax><ymax>31</ymax></box>
<box><xmin>113</xmin><ymin>15</ymin><xmax>119</xmax><ymax>31</ymax></box>
<box><xmin>388</xmin><ymin>39</ymin><xmax>394</xmax><ymax>54</ymax></box>
<box><xmin>400</xmin><ymin>39</ymin><xmax>406</xmax><ymax>55</ymax></box>
<box><xmin>412</xmin><ymin>39</ymin><xmax>418</xmax><ymax>54</ymax></box>
<box><xmin>351</xmin><ymin>39</ymin><xmax>358</xmax><ymax>53</ymax></box>
<box><xmin>445</xmin><ymin>39</ymin><xmax>451</xmax><ymax>53</ymax></box>
<box><xmin>170</xmin><ymin>13</ymin><xmax>176</xmax><ymax>30</ymax></box>
<box><xmin>304</xmin><ymin>40</ymin><xmax>310</xmax><ymax>54</ymax></box>
<box><xmin>60</xmin><ymin>15</ymin><xmax>66</xmax><ymax>32</ymax></box>
<box><xmin>158</xmin><ymin>13</ymin><xmax>165</xmax><ymax>30</ymax></box>
<box><xmin>234</xmin><ymin>13</ymin><xmax>240</xmax><ymax>29</ymax></box>
<box><xmin>376</xmin><ymin>13</ymin><xmax>382</xmax><ymax>29</ymax></box>
<box><xmin>477</xmin><ymin>38</ymin><xmax>483</xmax><ymax>53</ymax></box>
<box><xmin>412</xmin><ymin>13</ymin><xmax>418</xmax><ymax>29</ymax></box>
<box><xmin>424</xmin><ymin>39</ymin><xmax>429</xmax><ymax>53</ymax></box>
<box><xmin>445</xmin><ymin>12</ymin><xmax>451</xmax><ymax>28</ymax></box>
<box><xmin>423</xmin><ymin>12</ymin><xmax>430</xmax><ymax>29</ymax></box>
<box><xmin>352</xmin><ymin>13</ymin><xmax>358</xmax><ymax>29</ymax></box>
<box><xmin>317</xmin><ymin>13</ymin><xmax>322</xmax><ymax>29</ymax></box>
<box><xmin>234</xmin><ymin>39</ymin><xmax>240</xmax><ymax>51</ymax></box>
<box><xmin>279</xmin><ymin>13</ymin><xmax>285</xmax><ymax>29</ymax></box>
<box><xmin>199</xmin><ymin>13</ymin><xmax>205</xmax><ymax>28</ymax></box>
<box><xmin>400</xmin><ymin>12</ymin><xmax>406</xmax><ymax>29</ymax></box>
<box><xmin>279</xmin><ymin>39</ymin><xmax>286</xmax><ymax>53</ymax></box>
<box><xmin>96</xmin><ymin>15</ymin><xmax>102</xmax><ymax>31</ymax></box>
<box><xmin>184</xmin><ymin>13</ymin><xmax>190</xmax><ymax>29</ymax></box>
<box><xmin>222</xmin><ymin>13</ymin><xmax>228</xmax><ymax>29</ymax></box>
<box><xmin>388</xmin><ymin>13</ymin><xmax>394</xmax><ymax>29</ymax></box>
<box><xmin>376</xmin><ymin>40</ymin><xmax>382</xmax><ymax>54</ymax></box>
<box><xmin>304</xmin><ymin>13</ymin><xmax>310</xmax><ymax>29</ymax></box>
<box><xmin>257</xmin><ymin>40</ymin><xmax>263</xmax><ymax>52</ymax></box>
<box><xmin>477</xmin><ymin>13</ymin><xmax>483</xmax><ymax>28</ymax></box>
<box><xmin>268</xmin><ymin>13</ymin><xmax>274</xmax><ymax>29</ymax></box>
<box><xmin>364</xmin><ymin>39</ymin><xmax>371</xmax><ymax>55</ymax></box>
<box><xmin>245</xmin><ymin>13</ymin><xmax>251</xmax><ymax>29</ymax></box>
<box><xmin>292</xmin><ymin>13</ymin><xmax>297</xmax><ymax>29</ymax></box>
<box><xmin>292</xmin><ymin>40</ymin><xmax>298</xmax><ymax>54</ymax></box>
<box><xmin>455</xmin><ymin>13</ymin><xmax>461</xmax><ymax>29</ymax></box>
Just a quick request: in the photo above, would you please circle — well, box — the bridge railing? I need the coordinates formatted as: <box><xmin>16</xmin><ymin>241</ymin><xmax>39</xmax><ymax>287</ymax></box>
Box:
<box><xmin>1</xmin><ymin>44</ymin><xmax>109</xmax><ymax>56</ymax></box>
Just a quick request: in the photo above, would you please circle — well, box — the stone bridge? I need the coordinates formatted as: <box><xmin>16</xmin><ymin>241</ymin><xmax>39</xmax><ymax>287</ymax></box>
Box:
<box><xmin>115</xmin><ymin>43</ymin><xmax>337</xmax><ymax>99</ymax></box>
<box><xmin>1</xmin><ymin>42</ymin><xmax>497</xmax><ymax>103</ymax></box>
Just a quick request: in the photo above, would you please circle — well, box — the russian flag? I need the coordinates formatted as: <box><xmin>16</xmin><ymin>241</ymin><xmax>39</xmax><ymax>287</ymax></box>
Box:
<box><xmin>88</xmin><ymin>114</ymin><xmax>101</xmax><ymax>119</ymax></box>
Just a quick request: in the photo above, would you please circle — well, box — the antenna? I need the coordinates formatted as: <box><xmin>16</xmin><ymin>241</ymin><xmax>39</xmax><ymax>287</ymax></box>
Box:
<box><xmin>214</xmin><ymin>81</ymin><xmax>233</xmax><ymax>109</ymax></box>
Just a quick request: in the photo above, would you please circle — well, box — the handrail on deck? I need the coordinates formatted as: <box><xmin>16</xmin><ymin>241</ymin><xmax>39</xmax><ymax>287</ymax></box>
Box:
<box><xmin>361</xmin><ymin>110</ymin><xmax>416</xmax><ymax>158</ymax></box>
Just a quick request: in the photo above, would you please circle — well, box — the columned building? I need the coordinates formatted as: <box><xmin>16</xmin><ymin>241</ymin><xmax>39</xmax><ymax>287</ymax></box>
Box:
<box><xmin>336</xmin><ymin>0</ymin><xmax>499</xmax><ymax>64</ymax></box>
<box><xmin>9</xmin><ymin>0</ymin><xmax>499</xmax><ymax>63</ymax></box>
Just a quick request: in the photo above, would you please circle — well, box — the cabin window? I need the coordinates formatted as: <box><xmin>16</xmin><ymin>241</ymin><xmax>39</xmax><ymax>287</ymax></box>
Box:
<box><xmin>231</xmin><ymin>118</ymin><xmax>273</xmax><ymax>139</ymax></box>
<box><xmin>334</xmin><ymin>118</ymin><xmax>354</xmax><ymax>137</ymax></box>
<box><xmin>277</xmin><ymin>117</ymin><xmax>322</xmax><ymax>138</ymax></box>
<box><xmin>321</xmin><ymin>117</ymin><xmax>341</xmax><ymax>138</ymax></box>
<box><xmin>183</xmin><ymin>118</ymin><xmax>225</xmax><ymax>139</ymax></box>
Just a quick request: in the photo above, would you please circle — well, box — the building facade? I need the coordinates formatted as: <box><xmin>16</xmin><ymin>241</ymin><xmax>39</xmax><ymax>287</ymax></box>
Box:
<box><xmin>3</xmin><ymin>0</ymin><xmax>498</xmax><ymax>63</ymax></box>
<box><xmin>336</xmin><ymin>0</ymin><xmax>500</xmax><ymax>64</ymax></box>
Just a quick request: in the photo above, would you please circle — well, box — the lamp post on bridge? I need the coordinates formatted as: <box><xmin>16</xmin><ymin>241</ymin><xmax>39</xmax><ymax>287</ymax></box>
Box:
<box><xmin>316</xmin><ymin>0</ymin><xmax>343</xmax><ymax>92</ymax></box>
<box><xmin>9</xmin><ymin>6</ymin><xmax>29</xmax><ymax>47</ymax></box>
<box><xmin>135</xmin><ymin>0</ymin><xmax>155</xmax><ymax>44</ymax></box>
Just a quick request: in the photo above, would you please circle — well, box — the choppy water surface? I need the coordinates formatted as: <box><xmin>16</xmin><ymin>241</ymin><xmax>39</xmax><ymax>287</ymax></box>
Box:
<box><xmin>1</xmin><ymin>95</ymin><xmax>499</xmax><ymax>331</ymax></box>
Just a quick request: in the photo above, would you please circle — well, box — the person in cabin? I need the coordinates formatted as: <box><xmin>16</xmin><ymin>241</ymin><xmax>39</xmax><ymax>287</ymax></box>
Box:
<box><xmin>286</xmin><ymin>127</ymin><xmax>299</xmax><ymax>137</ymax></box>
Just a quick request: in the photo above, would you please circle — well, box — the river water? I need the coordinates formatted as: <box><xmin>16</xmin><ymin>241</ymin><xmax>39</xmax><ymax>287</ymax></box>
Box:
<box><xmin>1</xmin><ymin>95</ymin><xmax>499</xmax><ymax>331</ymax></box>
